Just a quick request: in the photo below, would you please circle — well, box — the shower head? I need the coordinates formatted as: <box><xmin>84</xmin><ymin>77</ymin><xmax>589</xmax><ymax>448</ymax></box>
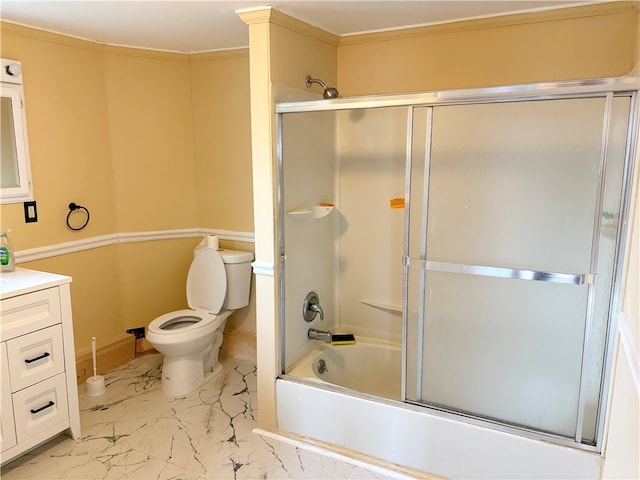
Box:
<box><xmin>323</xmin><ymin>86</ymin><xmax>339</xmax><ymax>99</ymax></box>
<box><xmin>305</xmin><ymin>75</ymin><xmax>339</xmax><ymax>99</ymax></box>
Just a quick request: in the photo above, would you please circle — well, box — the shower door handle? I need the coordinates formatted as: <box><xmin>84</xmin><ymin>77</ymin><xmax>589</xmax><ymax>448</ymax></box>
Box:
<box><xmin>403</xmin><ymin>257</ymin><xmax>596</xmax><ymax>285</ymax></box>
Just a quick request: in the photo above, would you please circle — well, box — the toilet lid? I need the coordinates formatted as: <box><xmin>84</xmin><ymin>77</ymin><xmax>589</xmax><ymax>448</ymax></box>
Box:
<box><xmin>186</xmin><ymin>248</ymin><xmax>227</xmax><ymax>314</ymax></box>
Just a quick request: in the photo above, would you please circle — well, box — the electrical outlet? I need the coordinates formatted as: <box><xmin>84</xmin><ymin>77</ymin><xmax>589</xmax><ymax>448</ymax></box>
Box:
<box><xmin>23</xmin><ymin>200</ymin><xmax>38</xmax><ymax>223</ymax></box>
<box><xmin>126</xmin><ymin>327</ymin><xmax>145</xmax><ymax>339</ymax></box>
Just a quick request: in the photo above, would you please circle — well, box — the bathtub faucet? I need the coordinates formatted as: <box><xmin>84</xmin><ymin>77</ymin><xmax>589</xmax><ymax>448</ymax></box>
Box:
<box><xmin>303</xmin><ymin>291</ymin><xmax>324</xmax><ymax>322</ymax></box>
<box><xmin>308</xmin><ymin>328</ymin><xmax>332</xmax><ymax>343</ymax></box>
<box><xmin>308</xmin><ymin>302</ymin><xmax>324</xmax><ymax>320</ymax></box>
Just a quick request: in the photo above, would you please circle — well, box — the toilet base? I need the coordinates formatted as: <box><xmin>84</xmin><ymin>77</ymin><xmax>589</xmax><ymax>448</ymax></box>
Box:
<box><xmin>159</xmin><ymin>352</ymin><xmax>223</xmax><ymax>397</ymax></box>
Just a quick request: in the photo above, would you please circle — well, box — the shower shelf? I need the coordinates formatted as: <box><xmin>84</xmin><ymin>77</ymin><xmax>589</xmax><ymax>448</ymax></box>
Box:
<box><xmin>357</xmin><ymin>299</ymin><xmax>402</xmax><ymax>315</ymax></box>
<box><xmin>287</xmin><ymin>205</ymin><xmax>334</xmax><ymax>220</ymax></box>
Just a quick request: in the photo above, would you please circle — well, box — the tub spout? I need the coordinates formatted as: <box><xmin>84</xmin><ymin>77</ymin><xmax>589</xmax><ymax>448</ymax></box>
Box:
<box><xmin>308</xmin><ymin>328</ymin><xmax>332</xmax><ymax>343</ymax></box>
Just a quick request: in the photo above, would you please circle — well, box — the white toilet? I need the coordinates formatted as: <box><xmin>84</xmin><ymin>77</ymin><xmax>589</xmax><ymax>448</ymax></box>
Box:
<box><xmin>147</xmin><ymin>237</ymin><xmax>253</xmax><ymax>396</ymax></box>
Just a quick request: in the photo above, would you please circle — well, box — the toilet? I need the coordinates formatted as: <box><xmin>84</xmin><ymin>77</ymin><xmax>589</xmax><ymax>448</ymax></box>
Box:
<box><xmin>147</xmin><ymin>237</ymin><xmax>253</xmax><ymax>396</ymax></box>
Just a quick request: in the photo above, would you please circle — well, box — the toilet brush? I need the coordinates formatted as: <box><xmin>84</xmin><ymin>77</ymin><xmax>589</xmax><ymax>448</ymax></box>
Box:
<box><xmin>86</xmin><ymin>336</ymin><xmax>106</xmax><ymax>396</ymax></box>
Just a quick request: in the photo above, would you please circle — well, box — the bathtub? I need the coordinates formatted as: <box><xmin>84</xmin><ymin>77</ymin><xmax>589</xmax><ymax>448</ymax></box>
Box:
<box><xmin>277</xmin><ymin>339</ymin><xmax>601</xmax><ymax>479</ymax></box>
<box><xmin>286</xmin><ymin>338</ymin><xmax>401</xmax><ymax>400</ymax></box>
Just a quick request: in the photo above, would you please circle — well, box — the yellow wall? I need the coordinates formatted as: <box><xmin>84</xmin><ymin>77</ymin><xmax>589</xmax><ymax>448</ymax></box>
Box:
<box><xmin>104</xmin><ymin>47</ymin><xmax>198</xmax><ymax>232</ymax></box>
<box><xmin>190</xmin><ymin>50</ymin><xmax>253</xmax><ymax>231</ymax></box>
<box><xmin>338</xmin><ymin>2</ymin><xmax>639</xmax><ymax>96</ymax></box>
<box><xmin>0</xmin><ymin>25</ymin><xmax>116</xmax><ymax>248</ymax></box>
<box><xmin>0</xmin><ymin>24</ymin><xmax>124</xmax><ymax>350</ymax></box>
<box><xmin>190</xmin><ymin>50</ymin><xmax>256</xmax><ymax>356</ymax></box>
<box><xmin>0</xmin><ymin>23</ymin><xmax>255</xmax><ymax>354</ymax></box>
<box><xmin>21</xmin><ymin>247</ymin><xmax>124</xmax><ymax>350</ymax></box>
<box><xmin>269</xmin><ymin>16</ymin><xmax>338</xmax><ymax>89</ymax></box>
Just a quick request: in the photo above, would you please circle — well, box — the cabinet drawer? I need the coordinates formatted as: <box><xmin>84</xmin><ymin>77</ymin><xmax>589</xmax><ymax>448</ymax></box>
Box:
<box><xmin>7</xmin><ymin>325</ymin><xmax>65</xmax><ymax>392</ymax></box>
<box><xmin>0</xmin><ymin>288</ymin><xmax>61</xmax><ymax>341</ymax></box>
<box><xmin>1</xmin><ymin>343</ymin><xmax>17</xmax><ymax>453</ymax></box>
<box><xmin>12</xmin><ymin>373</ymin><xmax>69</xmax><ymax>443</ymax></box>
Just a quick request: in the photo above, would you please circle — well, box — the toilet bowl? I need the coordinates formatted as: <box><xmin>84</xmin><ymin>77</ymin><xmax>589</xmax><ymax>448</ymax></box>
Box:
<box><xmin>147</xmin><ymin>238</ymin><xmax>253</xmax><ymax>396</ymax></box>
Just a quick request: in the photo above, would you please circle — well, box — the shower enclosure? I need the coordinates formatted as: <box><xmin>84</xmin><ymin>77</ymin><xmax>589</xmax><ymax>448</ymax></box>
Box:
<box><xmin>276</xmin><ymin>76</ymin><xmax>638</xmax><ymax>463</ymax></box>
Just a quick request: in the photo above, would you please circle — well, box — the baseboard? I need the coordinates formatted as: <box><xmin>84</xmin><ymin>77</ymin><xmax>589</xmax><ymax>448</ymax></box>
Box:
<box><xmin>220</xmin><ymin>330</ymin><xmax>256</xmax><ymax>364</ymax></box>
<box><xmin>75</xmin><ymin>333</ymin><xmax>135</xmax><ymax>384</ymax></box>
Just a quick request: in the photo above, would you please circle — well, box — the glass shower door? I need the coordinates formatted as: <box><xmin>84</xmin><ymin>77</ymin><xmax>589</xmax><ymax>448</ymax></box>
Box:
<box><xmin>404</xmin><ymin>95</ymin><xmax>632</xmax><ymax>443</ymax></box>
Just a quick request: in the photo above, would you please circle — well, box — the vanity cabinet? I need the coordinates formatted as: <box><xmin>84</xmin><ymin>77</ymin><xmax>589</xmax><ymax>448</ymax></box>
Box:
<box><xmin>1</xmin><ymin>268</ymin><xmax>81</xmax><ymax>465</ymax></box>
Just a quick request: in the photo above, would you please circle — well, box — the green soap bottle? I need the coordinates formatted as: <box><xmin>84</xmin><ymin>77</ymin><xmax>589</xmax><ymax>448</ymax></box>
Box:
<box><xmin>0</xmin><ymin>230</ymin><xmax>15</xmax><ymax>272</ymax></box>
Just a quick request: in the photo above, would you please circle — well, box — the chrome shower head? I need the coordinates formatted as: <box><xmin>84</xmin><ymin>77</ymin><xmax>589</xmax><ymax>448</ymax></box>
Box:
<box><xmin>305</xmin><ymin>75</ymin><xmax>339</xmax><ymax>99</ymax></box>
<box><xmin>323</xmin><ymin>86</ymin><xmax>339</xmax><ymax>99</ymax></box>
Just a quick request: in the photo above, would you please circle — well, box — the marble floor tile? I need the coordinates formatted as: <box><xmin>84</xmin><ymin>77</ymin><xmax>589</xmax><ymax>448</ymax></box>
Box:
<box><xmin>1</xmin><ymin>355</ymin><xmax>404</xmax><ymax>480</ymax></box>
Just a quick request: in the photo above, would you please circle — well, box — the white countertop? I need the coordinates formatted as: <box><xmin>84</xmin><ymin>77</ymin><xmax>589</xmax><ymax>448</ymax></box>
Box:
<box><xmin>0</xmin><ymin>267</ymin><xmax>71</xmax><ymax>300</ymax></box>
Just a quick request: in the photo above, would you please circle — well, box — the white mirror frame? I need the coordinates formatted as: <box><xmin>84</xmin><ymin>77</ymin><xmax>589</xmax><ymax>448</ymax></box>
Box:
<box><xmin>1</xmin><ymin>58</ymin><xmax>33</xmax><ymax>204</ymax></box>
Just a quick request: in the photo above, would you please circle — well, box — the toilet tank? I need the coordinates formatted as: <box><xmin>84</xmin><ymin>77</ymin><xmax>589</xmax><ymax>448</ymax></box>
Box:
<box><xmin>219</xmin><ymin>249</ymin><xmax>253</xmax><ymax>310</ymax></box>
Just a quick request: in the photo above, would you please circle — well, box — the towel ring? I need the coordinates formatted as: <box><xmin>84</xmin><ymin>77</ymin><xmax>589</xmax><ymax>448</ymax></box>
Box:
<box><xmin>66</xmin><ymin>202</ymin><xmax>90</xmax><ymax>231</ymax></box>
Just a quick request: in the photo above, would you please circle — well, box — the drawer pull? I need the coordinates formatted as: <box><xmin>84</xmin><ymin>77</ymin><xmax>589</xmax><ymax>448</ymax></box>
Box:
<box><xmin>24</xmin><ymin>352</ymin><xmax>50</xmax><ymax>364</ymax></box>
<box><xmin>30</xmin><ymin>400</ymin><xmax>55</xmax><ymax>414</ymax></box>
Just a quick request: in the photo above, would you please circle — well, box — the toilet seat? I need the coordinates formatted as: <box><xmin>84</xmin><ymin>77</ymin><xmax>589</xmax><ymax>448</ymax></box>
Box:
<box><xmin>148</xmin><ymin>308</ymin><xmax>216</xmax><ymax>335</ymax></box>
<box><xmin>156</xmin><ymin>315</ymin><xmax>201</xmax><ymax>331</ymax></box>
<box><xmin>148</xmin><ymin>248</ymin><xmax>228</xmax><ymax>336</ymax></box>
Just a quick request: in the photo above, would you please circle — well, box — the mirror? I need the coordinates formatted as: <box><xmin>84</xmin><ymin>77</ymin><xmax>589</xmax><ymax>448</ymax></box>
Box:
<box><xmin>1</xmin><ymin>58</ymin><xmax>33</xmax><ymax>204</ymax></box>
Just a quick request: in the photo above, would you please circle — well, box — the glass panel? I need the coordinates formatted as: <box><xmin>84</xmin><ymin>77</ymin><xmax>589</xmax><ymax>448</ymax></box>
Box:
<box><xmin>280</xmin><ymin>110</ymin><xmax>337</xmax><ymax>372</ymax></box>
<box><xmin>407</xmin><ymin>97</ymin><xmax>610</xmax><ymax>439</ymax></box>
<box><xmin>1</xmin><ymin>96</ymin><xmax>20</xmax><ymax>188</ymax></box>
<box><xmin>337</xmin><ymin>107</ymin><xmax>408</xmax><ymax>345</ymax></box>
<box><xmin>281</xmin><ymin>106</ymin><xmax>409</xmax><ymax>394</ymax></box>
<box><xmin>580</xmin><ymin>95</ymin><xmax>632</xmax><ymax>443</ymax></box>
<box><xmin>420</xmin><ymin>271</ymin><xmax>588</xmax><ymax>437</ymax></box>
<box><xmin>405</xmin><ymin>107</ymin><xmax>431</xmax><ymax>400</ymax></box>
<box><xmin>426</xmin><ymin>98</ymin><xmax>606</xmax><ymax>274</ymax></box>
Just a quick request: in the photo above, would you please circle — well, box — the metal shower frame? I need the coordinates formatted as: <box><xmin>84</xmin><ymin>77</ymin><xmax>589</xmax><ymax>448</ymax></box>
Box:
<box><xmin>275</xmin><ymin>74</ymin><xmax>640</xmax><ymax>452</ymax></box>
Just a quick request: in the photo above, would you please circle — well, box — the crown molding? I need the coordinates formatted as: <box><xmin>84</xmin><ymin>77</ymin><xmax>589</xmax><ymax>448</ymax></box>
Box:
<box><xmin>1</xmin><ymin>20</ymin><xmax>245</xmax><ymax>59</ymax></box>
<box><xmin>268</xmin><ymin>9</ymin><xmax>339</xmax><ymax>47</ymax></box>
<box><xmin>189</xmin><ymin>48</ymin><xmax>249</xmax><ymax>63</ymax></box>
<box><xmin>236</xmin><ymin>6</ymin><xmax>275</xmax><ymax>26</ymax></box>
<box><xmin>238</xmin><ymin>6</ymin><xmax>339</xmax><ymax>46</ymax></box>
<box><xmin>1</xmin><ymin>20</ymin><xmax>104</xmax><ymax>52</ymax></box>
<box><xmin>103</xmin><ymin>44</ymin><xmax>188</xmax><ymax>62</ymax></box>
